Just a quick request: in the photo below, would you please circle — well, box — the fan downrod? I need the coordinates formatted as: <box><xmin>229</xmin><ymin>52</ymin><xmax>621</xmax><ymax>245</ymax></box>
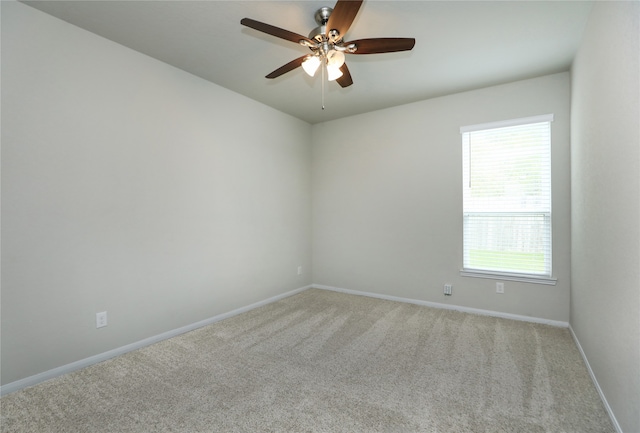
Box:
<box><xmin>314</xmin><ymin>7</ymin><xmax>332</xmax><ymax>25</ymax></box>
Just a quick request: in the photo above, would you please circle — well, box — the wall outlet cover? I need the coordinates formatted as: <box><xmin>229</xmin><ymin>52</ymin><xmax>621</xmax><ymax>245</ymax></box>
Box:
<box><xmin>96</xmin><ymin>311</ymin><xmax>108</xmax><ymax>328</ymax></box>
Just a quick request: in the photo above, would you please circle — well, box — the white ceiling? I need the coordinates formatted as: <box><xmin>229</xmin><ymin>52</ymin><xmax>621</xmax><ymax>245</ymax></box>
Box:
<box><xmin>22</xmin><ymin>0</ymin><xmax>593</xmax><ymax>124</ymax></box>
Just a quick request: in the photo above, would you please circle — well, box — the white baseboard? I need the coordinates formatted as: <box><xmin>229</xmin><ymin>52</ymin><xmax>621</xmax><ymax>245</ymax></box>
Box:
<box><xmin>312</xmin><ymin>284</ymin><xmax>569</xmax><ymax>328</ymax></box>
<box><xmin>0</xmin><ymin>285</ymin><xmax>312</xmax><ymax>396</ymax></box>
<box><xmin>569</xmin><ymin>325</ymin><xmax>622</xmax><ymax>433</ymax></box>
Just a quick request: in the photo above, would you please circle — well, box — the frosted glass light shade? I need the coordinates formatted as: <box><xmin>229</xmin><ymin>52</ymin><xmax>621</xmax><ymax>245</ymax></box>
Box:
<box><xmin>302</xmin><ymin>56</ymin><xmax>321</xmax><ymax>77</ymax></box>
<box><xmin>326</xmin><ymin>64</ymin><xmax>343</xmax><ymax>81</ymax></box>
<box><xmin>326</xmin><ymin>50</ymin><xmax>345</xmax><ymax>68</ymax></box>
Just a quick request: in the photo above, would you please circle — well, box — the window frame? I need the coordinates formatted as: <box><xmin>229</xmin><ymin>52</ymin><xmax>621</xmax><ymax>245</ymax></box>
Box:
<box><xmin>459</xmin><ymin>114</ymin><xmax>557</xmax><ymax>286</ymax></box>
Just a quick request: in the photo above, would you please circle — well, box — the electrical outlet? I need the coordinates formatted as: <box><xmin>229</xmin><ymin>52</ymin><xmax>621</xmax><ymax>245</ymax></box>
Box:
<box><xmin>444</xmin><ymin>284</ymin><xmax>453</xmax><ymax>296</ymax></box>
<box><xmin>496</xmin><ymin>282</ymin><xmax>505</xmax><ymax>294</ymax></box>
<box><xmin>96</xmin><ymin>311</ymin><xmax>108</xmax><ymax>328</ymax></box>
<box><xmin>297</xmin><ymin>266</ymin><xmax>302</xmax><ymax>275</ymax></box>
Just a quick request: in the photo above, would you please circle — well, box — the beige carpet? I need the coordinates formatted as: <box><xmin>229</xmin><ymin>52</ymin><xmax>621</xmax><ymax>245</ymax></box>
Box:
<box><xmin>1</xmin><ymin>289</ymin><xmax>614</xmax><ymax>432</ymax></box>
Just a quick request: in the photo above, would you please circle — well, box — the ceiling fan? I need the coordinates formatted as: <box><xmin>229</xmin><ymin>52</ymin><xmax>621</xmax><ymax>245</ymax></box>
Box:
<box><xmin>240</xmin><ymin>0</ymin><xmax>416</xmax><ymax>88</ymax></box>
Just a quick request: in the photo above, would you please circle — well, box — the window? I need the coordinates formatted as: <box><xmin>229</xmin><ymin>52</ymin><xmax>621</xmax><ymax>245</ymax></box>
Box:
<box><xmin>460</xmin><ymin>114</ymin><xmax>555</xmax><ymax>285</ymax></box>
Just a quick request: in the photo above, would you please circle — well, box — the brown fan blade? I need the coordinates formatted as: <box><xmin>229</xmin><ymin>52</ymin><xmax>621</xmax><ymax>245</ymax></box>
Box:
<box><xmin>336</xmin><ymin>63</ymin><xmax>353</xmax><ymax>88</ymax></box>
<box><xmin>346</xmin><ymin>38</ymin><xmax>416</xmax><ymax>54</ymax></box>
<box><xmin>326</xmin><ymin>0</ymin><xmax>363</xmax><ymax>39</ymax></box>
<box><xmin>241</xmin><ymin>18</ymin><xmax>314</xmax><ymax>45</ymax></box>
<box><xmin>266</xmin><ymin>56</ymin><xmax>307</xmax><ymax>79</ymax></box>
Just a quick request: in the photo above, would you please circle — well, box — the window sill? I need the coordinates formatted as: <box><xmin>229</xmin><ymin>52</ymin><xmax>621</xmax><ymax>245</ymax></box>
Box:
<box><xmin>460</xmin><ymin>269</ymin><xmax>557</xmax><ymax>285</ymax></box>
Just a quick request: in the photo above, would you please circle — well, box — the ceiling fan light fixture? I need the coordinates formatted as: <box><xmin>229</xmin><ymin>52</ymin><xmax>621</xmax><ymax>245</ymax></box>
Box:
<box><xmin>302</xmin><ymin>55</ymin><xmax>321</xmax><ymax>77</ymax></box>
<box><xmin>241</xmin><ymin>0</ymin><xmax>416</xmax><ymax>90</ymax></box>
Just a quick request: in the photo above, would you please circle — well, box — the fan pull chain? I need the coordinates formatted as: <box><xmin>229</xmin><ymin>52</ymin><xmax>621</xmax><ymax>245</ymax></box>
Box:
<box><xmin>321</xmin><ymin>62</ymin><xmax>325</xmax><ymax>110</ymax></box>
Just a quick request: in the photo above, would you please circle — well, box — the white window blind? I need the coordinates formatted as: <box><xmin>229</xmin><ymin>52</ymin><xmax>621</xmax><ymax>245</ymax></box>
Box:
<box><xmin>461</xmin><ymin>115</ymin><xmax>553</xmax><ymax>279</ymax></box>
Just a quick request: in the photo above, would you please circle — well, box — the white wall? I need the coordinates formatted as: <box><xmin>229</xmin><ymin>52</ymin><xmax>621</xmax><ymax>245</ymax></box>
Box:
<box><xmin>570</xmin><ymin>2</ymin><xmax>640</xmax><ymax>432</ymax></box>
<box><xmin>1</xmin><ymin>2</ymin><xmax>312</xmax><ymax>386</ymax></box>
<box><xmin>8</xmin><ymin>6</ymin><xmax>635</xmax><ymax>422</ymax></box>
<box><xmin>312</xmin><ymin>73</ymin><xmax>571</xmax><ymax>322</ymax></box>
